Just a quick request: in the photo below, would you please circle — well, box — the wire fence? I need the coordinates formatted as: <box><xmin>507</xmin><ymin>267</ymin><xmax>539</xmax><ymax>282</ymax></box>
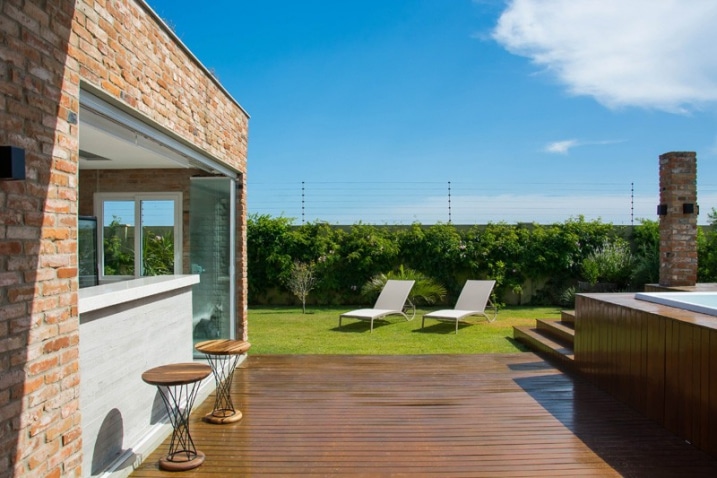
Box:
<box><xmin>247</xmin><ymin>180</ymin><xmax>717</xmax><ymax>226</ymax></box>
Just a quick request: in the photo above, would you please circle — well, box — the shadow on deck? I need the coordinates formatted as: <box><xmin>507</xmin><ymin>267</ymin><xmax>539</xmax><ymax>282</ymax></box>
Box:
<box><xmin>131</xmin><ymin>354</ymin><xmax>717</xmax><ymax>477</ymax></box>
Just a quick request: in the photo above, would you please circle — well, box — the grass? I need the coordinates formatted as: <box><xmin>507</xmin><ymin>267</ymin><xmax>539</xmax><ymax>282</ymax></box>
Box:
<box><xmin>246</xmin><ymin>305</ymin><xmax>562</xmax><ymax>354</ymax></box>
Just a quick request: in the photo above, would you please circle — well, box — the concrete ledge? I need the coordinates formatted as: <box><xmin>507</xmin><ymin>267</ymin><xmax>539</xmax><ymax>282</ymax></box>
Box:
<box><xmin>79</xmin><ymin>275</ymin><xmax>199</xmax><ymax>314</ymax></box>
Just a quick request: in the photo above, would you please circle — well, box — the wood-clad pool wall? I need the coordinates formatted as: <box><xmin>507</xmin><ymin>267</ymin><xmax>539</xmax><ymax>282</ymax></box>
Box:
<box><xmin>574</xmin><ymin>292</ymin><xmax>717</xmax><ymax>458</ymax></box>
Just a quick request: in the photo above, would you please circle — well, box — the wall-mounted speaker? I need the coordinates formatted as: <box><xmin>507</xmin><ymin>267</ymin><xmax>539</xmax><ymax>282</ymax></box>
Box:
<box><xmin>0</xmin><ymin>146</ymin><xmax>26</xmax><ymax>180</ymax></box>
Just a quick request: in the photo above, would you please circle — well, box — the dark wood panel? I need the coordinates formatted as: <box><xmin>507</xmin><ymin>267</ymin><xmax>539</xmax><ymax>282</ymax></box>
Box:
<box><xmin>664</xmin><ymin>318</ymin><xmax>680</xmax><ymax>433</ymax></box>
<box><xmin>681</xmin><ymin>323</ymin><xmax>699</xmax><ymax>442</ymax></box>
<box><xmin>697</xmin><ymin>327</ymin><xmax>711</xmax><ymax>450</ymax></box>
<box><xmin>645</xmin><ymin>310</ymin><xmax>666</xmax><ymax>423</ymax></box>
<box><xmin>575</xmin><ymin>293</ymin><xmax>717</xmax><ymax>460</ymax></box>
<box><xmin>710</xmin><ymin>329</ymin><xmax>717</xmax><ymax>456</ymax></box>
<box><xmin>130</xmin><ymin>354</ymin><xmax>717</xmax><ymax>477</ymax></box>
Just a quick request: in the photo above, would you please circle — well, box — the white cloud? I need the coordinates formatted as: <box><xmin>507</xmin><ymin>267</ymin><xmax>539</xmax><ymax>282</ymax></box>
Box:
<box><xmin>492</xmin><ymin>0</ymin><xmax>717</xmax><ymax>112</ymax></box>
<box><xmin>544</xmin><ymin>138</ymin><xmax>626</xmax><ymax>154</ymax></box>
<box><xmin>545</xmin><ymin>140</ymin><xmax>578</xmax><ymax>154</ymax></box>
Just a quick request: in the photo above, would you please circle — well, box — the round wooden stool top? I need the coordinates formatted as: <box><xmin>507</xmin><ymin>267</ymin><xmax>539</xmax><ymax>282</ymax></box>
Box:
<box><xmin>142</xmin><ymin>363</ymin><xmax>211</xmax><ymax>386</ymax></box>
<box><xmin>195</xmin><ymin>339</ymin><xmax>251</xmax><ymax>356</ymax></box>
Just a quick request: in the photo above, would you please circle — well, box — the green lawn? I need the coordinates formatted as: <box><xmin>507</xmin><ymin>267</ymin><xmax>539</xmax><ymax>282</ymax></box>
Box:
<box><xmin>246</xmin><ymin>305</ymin><xmax>561</xmax><ymax>354</ymax></box>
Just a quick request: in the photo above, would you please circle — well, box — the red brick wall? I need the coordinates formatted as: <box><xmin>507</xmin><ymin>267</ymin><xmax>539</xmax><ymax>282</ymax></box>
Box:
<box><xmin>72</xmin><ymin>0</ymin><xmax>250</xmax><ymax>343</ymax></box>
<box><xmin>658</xmin><ymin>152</ymin><xmax>698</xmax><ymax>286</ymax></box>
<box><xmin>72</xmin><ymin>1</ymin><xmax>249</xmax><ymax>172</ymax></box>
<box><xmin>1</xmin><ymin>1</ymin><xmax>82</xmax><ymax>476</ymax></box>
<box><xmin>236</xmin><ymin>172</ymin><xmax>248</xmax><ymax>340</ymax></box>
<box><xmin>1</xmin><ymin>0</ymin><xmax>249</xmax><ymax>475</ymax></box>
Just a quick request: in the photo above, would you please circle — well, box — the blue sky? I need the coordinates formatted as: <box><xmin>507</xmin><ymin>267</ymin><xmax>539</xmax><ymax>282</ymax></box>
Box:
<box><xmin>146</xmin><ymin>0</ymin><xmax>717</xmax><ymax>225</ymax></box>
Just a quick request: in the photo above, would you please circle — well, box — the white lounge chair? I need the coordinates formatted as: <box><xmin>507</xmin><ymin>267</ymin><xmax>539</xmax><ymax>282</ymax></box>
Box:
<box><xmin>339</xmin><ymin>280</ymin><xmax>415</xmax><ymax>332</ymax></box>
<box><xmin>422</xmin><ymin>280</ymin><xmax>497</xmax><ymax>333</ymax></box>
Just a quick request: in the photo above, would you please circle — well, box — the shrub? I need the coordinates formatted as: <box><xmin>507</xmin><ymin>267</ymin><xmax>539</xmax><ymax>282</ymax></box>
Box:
<box><xmin>247</xmin><ymin>214</ymin><xmax>295</xmax><ymax>302</ymax></box>
<box><xmin>699</xmin><ymin>209</ymin><xmax>717</xmax><ymax>282</ymax></box>
<box><xmin>143</xmin><ymin>229</ymin><xmax>175</xmax><ymax>275</ymax></box>
<box><xmin>559</xmin><ymin>285</ymin><xmax>577</xmax><ymax>308</ymax></box>
<box><xmin>247</xmin><ymin>216</ymin><xmax>671</xmax><ymax>306</ymax></box>
<box><xmin>630</xmin><ymin>219</ymin><xmax>659</xmax><ymax>288</ymax></box>
<box><xmin>103</xmin><ymin>217</ymin><xmax>134</xmax><ymax>275</ymax></box>
<box><xmin>398</xmin><ymin>223</ymin><xmax>468</xmax><ymax>296</ymax></box>
<box><xmin>581</xmin><ymin>239</ymin><xmax>634</xmax><ymax>289</ymax></box>
<box><xmin>361</xmin><ymin>265</ymin><xmax>447</xmax><ymax>306</ymax></box>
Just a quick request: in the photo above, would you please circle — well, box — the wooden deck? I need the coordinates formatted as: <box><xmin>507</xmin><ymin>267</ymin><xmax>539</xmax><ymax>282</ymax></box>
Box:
<box><xmin>131</xmin><ymin>354</ymin><xmax>717</xmax><ymax>477</ymax></box>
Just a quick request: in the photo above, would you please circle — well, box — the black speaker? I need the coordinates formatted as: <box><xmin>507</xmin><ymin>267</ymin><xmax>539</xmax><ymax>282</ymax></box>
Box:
<box><xmin>657</xmin><ymin>204</ymin><xmax>667</xmax><ymax>216</ymax></box>
<box><xmin>0</xmin><ymin>146</ymin><xmax>26</xmax><ymax>180</ymax></box>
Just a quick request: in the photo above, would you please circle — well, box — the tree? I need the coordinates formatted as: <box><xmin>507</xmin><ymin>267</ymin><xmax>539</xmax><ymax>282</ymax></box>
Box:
<box><xmin>285</xmin><ymin>261</ymin><xmax>318</xmax><ymax>313</ymax></box>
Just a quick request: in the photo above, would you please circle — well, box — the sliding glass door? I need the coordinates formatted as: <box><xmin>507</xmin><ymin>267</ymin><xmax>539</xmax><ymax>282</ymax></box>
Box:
<box><xmin>189</xmin><ymin>177</ymin><xmax>235</xmax><ymax>346</ymax></box>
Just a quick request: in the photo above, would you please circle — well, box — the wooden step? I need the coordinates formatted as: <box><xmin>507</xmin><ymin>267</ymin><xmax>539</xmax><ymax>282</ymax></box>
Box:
<box><xmin>513</xmin><ymin>326</ymin><xmax>575</xmax><ymax>368</ymax></box>
<box><xmin>560</xmin><ymin>310</ymin><xmax>575</xmax><ymax>324</ymax></box>
<box><xmin>536</xmin><ymin>318</ymin><xmax>574</xmax><ymax>345</ymax></box>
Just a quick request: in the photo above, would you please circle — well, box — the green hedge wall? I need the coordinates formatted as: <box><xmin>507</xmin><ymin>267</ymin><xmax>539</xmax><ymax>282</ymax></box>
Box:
<box><xmin>247</xmin><ymin>213</ymin><xmax>717</xmax><ymax>306</ymax></box>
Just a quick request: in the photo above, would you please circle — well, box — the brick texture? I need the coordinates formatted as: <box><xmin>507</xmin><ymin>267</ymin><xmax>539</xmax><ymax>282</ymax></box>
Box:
<box><xmin>1</xmin><ymin>0</ymin><xmax>81</xmax><ymax>476</ymax></box>
<box><xmin>659</xmin><ymin>152</ymin><xmax>698</xmax><ymax>286</ymax></box>
<box><xmin>1</xmin><ymin>0</ymin><xmax>249</xmax><ymax>476</ymax></box>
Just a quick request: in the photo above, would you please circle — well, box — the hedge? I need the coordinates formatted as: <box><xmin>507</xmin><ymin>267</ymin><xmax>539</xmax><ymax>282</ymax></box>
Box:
<box><xmin>247</xmin><ymin>212</ymin><xmax>717</xmax><ymax>307</ymax></box>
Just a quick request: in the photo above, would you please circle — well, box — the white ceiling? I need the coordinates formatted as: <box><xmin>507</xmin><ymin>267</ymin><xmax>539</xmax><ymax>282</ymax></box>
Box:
<box><xmin>79</xmin><ymin>120</ymin><xmax>191</xmax><ymax>170</ymax></box>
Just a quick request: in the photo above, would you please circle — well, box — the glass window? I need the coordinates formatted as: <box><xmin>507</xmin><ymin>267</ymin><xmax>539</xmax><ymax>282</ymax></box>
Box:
<box><xmin>189</xmin><ymin>177</ymin><xmax>235</xmax><ymax>344</ymax></box>
<box><xmin>96</xmin><ymin>193</ymin><xmax>182</xmax><ymax>281</ymax></box>
<box><xmin>102</xmin><ymin>200</ymin><xmax>136</xmax><ymax>277</ymax></box>
<box><xmin>141</xmin><ymin>200</ymin><xmax>176</xmax><ymax>276</ymax></box>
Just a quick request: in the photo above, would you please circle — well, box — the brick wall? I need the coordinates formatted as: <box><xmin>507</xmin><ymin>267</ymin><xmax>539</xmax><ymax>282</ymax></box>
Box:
<box><xmin>1</xmin><ymin>1</ymin><xmax>82</xmax><ymax>476</ymax></box>
<box><xmin>72</xmin><ymin>0</ymin><xmax>250</xmax><ymax>343</ymax></box>
<box><xmin>72</xmin><ymin>1</ymin><xmax>249</xmax><ymax>172</ymax></box>
<box><xmin>658</xmin><ymin>151</ymin><xmax>698</xmax><ymax>286</ymax></box>
<box><xmin>237</xmin><ymin>173</ymin><xmax>248</xmax><ymax>340</ymax></box>
<box><xmin>1</xmin><ymin>0</ymin><xmax>249</xmax><ymax>475</ymax></box>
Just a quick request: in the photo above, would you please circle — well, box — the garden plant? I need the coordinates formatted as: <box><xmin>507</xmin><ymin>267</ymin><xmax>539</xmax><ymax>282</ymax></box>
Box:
<box><xmin>248</xmin><ymin>214</ymin><xmax>681</xmax><ymax>307</ymax></box>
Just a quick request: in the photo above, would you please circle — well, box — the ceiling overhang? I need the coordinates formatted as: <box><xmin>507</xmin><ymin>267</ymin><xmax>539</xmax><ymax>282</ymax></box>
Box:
<box><xmin>79</xmin><ymin>88</ymin><xmax>237</xmax><ymax>178</ymax></box>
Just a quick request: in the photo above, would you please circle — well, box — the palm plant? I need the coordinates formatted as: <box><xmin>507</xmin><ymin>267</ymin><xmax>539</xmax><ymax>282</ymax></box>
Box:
<box><xmin>361</xmin><ymin>265</ymin><xmax>447</xmax><ymax>306</ymax></box>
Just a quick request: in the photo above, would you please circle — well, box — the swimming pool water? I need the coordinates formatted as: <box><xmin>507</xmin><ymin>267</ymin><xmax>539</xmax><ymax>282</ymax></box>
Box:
<box><xmin>635</xmin><ymin>292</ymin><xmax>717</xmax><ymax>317</ymax></box>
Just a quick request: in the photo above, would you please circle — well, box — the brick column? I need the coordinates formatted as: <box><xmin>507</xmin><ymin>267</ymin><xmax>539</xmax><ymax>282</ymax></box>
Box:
<box><xmin>658</xmin><ymin>152</ymin><xmax>698</xmax><ymax>286</ymax></box>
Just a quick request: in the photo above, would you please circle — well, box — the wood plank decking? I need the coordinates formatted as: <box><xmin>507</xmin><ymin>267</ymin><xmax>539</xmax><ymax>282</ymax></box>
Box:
<box><xmin>131</xmin><ymin>354</ymin><xmax>717</xmax><ymax>477</ymax></box>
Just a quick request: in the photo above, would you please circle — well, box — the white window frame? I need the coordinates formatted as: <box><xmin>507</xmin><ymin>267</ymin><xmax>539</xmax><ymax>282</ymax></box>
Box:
<box><xmin>94</xmin><ymin>192</ymin><xmax>183</xmax><ymax>282</ymax></box>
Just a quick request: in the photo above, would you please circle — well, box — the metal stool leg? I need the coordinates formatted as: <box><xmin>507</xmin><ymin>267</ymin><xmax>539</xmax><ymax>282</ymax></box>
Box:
<box><xmin>157</xmin><ymin>381</ymin><xmax>205</xmax><ymax>471</ymax></box>
<box><xmin>204</xmin><ymin>353</ymin><xmax>243</xmax><ymax>423</ymax></box>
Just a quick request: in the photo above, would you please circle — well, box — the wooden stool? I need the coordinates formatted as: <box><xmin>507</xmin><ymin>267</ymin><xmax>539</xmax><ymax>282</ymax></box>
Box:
<box><xmin>142</xmin><ymin>363</ymin><xmax>211</xmax><ymax>471</ymax></box>
<box><xmin>194</xmin><ymin>340</ymin><xmax>251</xmax><ymax>424</ymax></box>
